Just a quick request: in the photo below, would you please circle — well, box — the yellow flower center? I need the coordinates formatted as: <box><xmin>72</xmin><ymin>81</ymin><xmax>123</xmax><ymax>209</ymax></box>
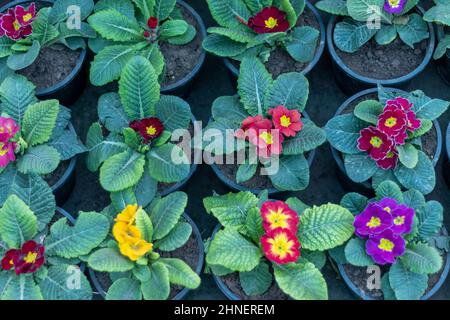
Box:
<box><xmin>0</xmin><ymin>143</ymin><xmax>7</xmax><ymax>156</ymax></box>
<box><xmin>23</xmin><ymin>13</ymin><xmax>32</xmax><ymax>22</ymax></box>
<box><xmin>378</xmin><ymin>238</ymin><xmax>394</xmax><ymax>252</ymax></box>
<box><xmin>388</xmin><ymin>0</ymin><xmax>401</xmax><ymax>7</ymax></box>
<box><xmin>385</xmin><ymin>117</ymin><xmax>397</xmax><ymax>128</ymax></box>
<box><xmin>267</xmin><ymin>209</ymin><xmax>289</xmax><ymax>229</ymax></box>
<box><xmin>394</xmin><ymin>216</ymin><xmax>405</xmax><ymax>226</ymax></box>
<box><xmin>386</xmin><ymin>151</ymin><xmax>395</xmax><ymax>159</ymax></box>
<box><xmin>384</xmin><ymin>206</ymin><xmax>391</xmax><ymax>213</ymax></box>
<box><xmin>259</xmin><ymin>131</ymin><xmax>273</xmax><ymax>145</ymax></box>
<box><xmin>280</xmin><ymin>115</ymin><xmax>291</xmax><ymax>128</ymax></box>
<box><xmin>9</xmin><ymin>259</ymin><xmax>13</xmax><ymax>266</ymax></box>
<box><xmin>23</xmin><ymin>251</ymin><xmax>37</xmax><ymax>264</ymax></box>
<box><xmin>370</xmin><ymin>136</ymin><xmax>383</xmax><ymax>148</ymax></box>
<box><xmin>264</xmin><ymin>17</ymin><xmax>278</xmax><ymax>29</ymax></box>
<box><xmin>366</xmin><ymin>216</ymin><xmax>381</xmax><ymax>228</ymax></box>
<box><xmin>13</xmin><ymin>19</ymin><xmax>20</xmax><ymax>31</ymax></box>
<box><xmin>268</xmin><ymin>233</ymin><xmax>294</xmax><ymax>259</ymax></box>
<box><xmin>0</xmin><ymin>127</ymin><xmax>4</xmax><ymax>133</ymax></box>
<box><xmin>146</xmin><ymin>126</ymin><xmax>156</xmax><ymax>136</ymax></box>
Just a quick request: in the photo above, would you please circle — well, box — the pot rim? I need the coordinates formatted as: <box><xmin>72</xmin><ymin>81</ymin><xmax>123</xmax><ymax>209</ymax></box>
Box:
<box><xmin>326</xmin><ymin>6</ymin><xmax>436</xmax><ymax>86</ymax></box>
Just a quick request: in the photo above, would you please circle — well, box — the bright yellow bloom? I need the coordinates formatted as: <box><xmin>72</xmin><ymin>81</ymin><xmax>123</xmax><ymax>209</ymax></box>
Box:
<box><xmin>115</xmin><ymin>204</ymin><xmax>138</xmax><ymax>225</ymax></box>
<box><xmin>113</xmin><ymin>221</ymin><xmax>142</xmax><ymax>243</ymax></box>
<box><xmin>119</xmin><ymin>238</ymin><xmax>153</xmax><ymax>261</ymax></box>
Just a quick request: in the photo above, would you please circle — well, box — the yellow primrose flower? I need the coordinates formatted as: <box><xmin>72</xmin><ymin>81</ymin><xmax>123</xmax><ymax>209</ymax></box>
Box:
<box><xmin>115</xmin><ymin>204</ymin><xmax>139</xmax><ymax>224</ymax></box>
<box><xmin>119</xmin><ymin>238</ymin><xmax>153</xmax><ymax>261</ymax></box>
<box><xmin>113</xmin><ymin>221</ymin><xmax>142</xmax><ymax>243</ymax></box>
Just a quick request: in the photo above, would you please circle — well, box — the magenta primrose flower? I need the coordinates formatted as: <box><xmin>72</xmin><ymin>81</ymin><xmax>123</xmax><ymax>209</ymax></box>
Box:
<box><xmin>353</xmin><ymin>202</ymin><xmax>393</xmax><ymax>237</ymax></box>
<box><xmin>0</xmin><ymin>116</ymin><xmax>19</xmax><ymax>141</ymax></box>
<box><xmin>366</xmin><ymin>229</ymin><xmax>406</xmax><ymax>265</ymax></box>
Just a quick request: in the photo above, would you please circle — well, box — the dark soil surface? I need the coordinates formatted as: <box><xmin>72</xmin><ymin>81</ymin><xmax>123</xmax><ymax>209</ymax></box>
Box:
<box><xmin>18</xmin><ymin>44</ymin><xmax>81</xmax><ymax>91</ymax></box>
<box><xmin>216</xmin><ymin>159</ymin><xmax>274</xmax><ymax>191</ymax></box>
<box><xmin>62</xmin><ymin>0</ymin><xmax>450</xmax><ymax>300</ymax></box>
<box><xmin>160</xmin><ymin>4</ymin><xmax>203</xmax><ymax>87</ymax></box>
<box><xmin>44</xmin><ymin>160</ymin><xmax>70</xmax><ymax>188</ymax></box>
<box><xmin>231</xmin><ymin>6</ymin><xmax>322</xmax><ymax>78</ymax></box>
<box><xmin>335</xmin><ymin>30</ymin><xmax>428</xmax><ymax>80</ymax></box>
<box><xmin>220</xmin><ymin>272</ymin><xmax>289</xmax><ymax>300</ymax></box>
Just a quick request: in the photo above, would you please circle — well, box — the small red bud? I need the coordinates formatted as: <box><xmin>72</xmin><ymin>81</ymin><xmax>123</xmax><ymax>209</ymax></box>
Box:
<box><xmin>143</xmin><ymin>31</ymin><xmax>150</xmax><ymax>38</ymax></box>
<box><xmin>147</xmin><ymin>16</ymin><xmax>158</xmax><ymax>29</ymax></box>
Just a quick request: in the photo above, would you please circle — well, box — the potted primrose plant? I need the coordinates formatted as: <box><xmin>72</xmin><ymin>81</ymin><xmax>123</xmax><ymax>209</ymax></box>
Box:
<box><xmin>87</xmin><ymin>192</ymin><xmax>203</xmax><ymax>300</ymax></box>
<box><xmin>0</xmin><ymin>194</ymin><xmax>110</xmax><ymax>300</ymax></box>
<box><xmin>0</xmin><ymin>74</ymin><xmax>86</xmax><ymax>206</ymax></box>
<box><xmin>424</xmin><ymin>0</ymin><xmax>450</xmax><ymax>85</ymax></box>
<box><xmin>203</xmin><ymin>0</ymin><xmax>325</xmax><ymax>80</ymax></box>
<box><xmin>316</xmin><ymin>0</ymin><xmax>435</xmax><ymax>95</ymax></box>
<box><xmin>329</xmin><ymin>180</ymin><xmax>450</xmax><ymax>300</ymax></box>
<box><xmin>325</xmin><ymin>86</ymin><xmax>448</xmax><ymax>195</ymax></box>
<box><xmin>203</xmin><ymin>57</ymin><xmax>326</xmax><ymax>194</ymax></box>
<box><xmin>86</xmin><ymin>55</ymin><xmax>196</xmax><ymax>200</ymax></box>
<box><xmin>203</xmin><ymin>190</ymin><xmax>355</xmax><ymax>300</ymax></box>
<box><xmin>0</xmin><ymin>0</ymin><xmax>96</xmax><ymax>106</ymax></box>
<box><xmin>87</xmin><ymin>0</ymin><xmax>206</xmax><ymax>95</ymax></box>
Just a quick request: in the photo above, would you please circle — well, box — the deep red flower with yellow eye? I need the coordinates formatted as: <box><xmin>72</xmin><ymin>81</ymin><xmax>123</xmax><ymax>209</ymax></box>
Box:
<box><xmin>357</xmin><ymin>126</ymin><xmax>393</xmax><ymax>160</ymax></box>
<box><xmin>147</xmin><ymin>16</ymin><xmax>158</xmax><ymax>29</ymax></box>
<box><xmin>268</xmin><ymin>106</ymin><xmax>303</xmax><ymax>137</ymax></box>
<box><xmin>1</xmin><ymin>249</ymin><xmax>19</xmax><ymax>271</ymax></box>
<box><xmin>15</xmin><ymin>3</ymin><xmax>35</xmax><ymax>27</ymax></box>
<box><xmin>249</xmin><ymin>128</ymin><xmax>284</xmax><ymax>158</ymax></box>
<box><xmin>129</xmin><ymin>117</ymin><xmax>164</xmax><ymax>142</ymax></box>
<box><xmin>13</xmin><ymin>240</ymin><xmax>45</xmax><ymax>275</ymax></box>
<box><xmin>261</xmin><ymin>200</ymin><xmax>299</xmax><ymax>234</ymax></box>
<box><xmin>1</xmin><ymin>4</ymin><xmax>34</xmax><ymax>40</ymax></box>
<box><xmin>377</xmin><ymin>106</ymin><xmax>407</xmax><ymax>138</ymax></box>
<box><xmin>248</xmin><ymin>7</ymin><xmax>290</xmax><ymax>34</ymax></box>
<box><xmin>375</xmin><ymin>148</ymin><xmax>398</xmax><ymax>170</ymax></box>
<box><xmin>261</xmin><ymin>228</ymin><xmax>300</xmax><ymax>264</ymax></box>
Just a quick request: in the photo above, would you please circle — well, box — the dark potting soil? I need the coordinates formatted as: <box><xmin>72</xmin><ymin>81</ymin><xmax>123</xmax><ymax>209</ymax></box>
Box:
<box><xmin>160</xmin><ymin>4</ymin><xmax>203</xmax><ymax>87</ymax></box>
<box><xmin>341</xmin><ymin>93</ymin><xmax>438</xmax><ymax>160</ymax></box>
<box><xmin>18</xmin><ymin>44</ymin><xmax>81</xmax><ymax>91</ymax></box>
<box><xmin>230</xmin><ymin>6</ymin><xmax>321</xmax><ymax>78</ymax></box>
<box><xmin>343</xmin><ymin>253</ymin><xmax>448</xmax><ymax>300</ymax></box>
<box><xmin>44</xmin><ymin>160</ymin><xmax>70</xmax><ymax>188</ymax></box>
<box><xmin>93</xmin><ymin>218</ymin><xmax>200</xmax><ymax>299</ymax></box>
<box><xmin>220</xmin><ymin>272</ymin><xmax>289</xmax><ymax>300</ymax></box>
<box><xmin>335</xmin><ymin>32</ymin><xmax>428</xmax><ymax>80</ymax></box>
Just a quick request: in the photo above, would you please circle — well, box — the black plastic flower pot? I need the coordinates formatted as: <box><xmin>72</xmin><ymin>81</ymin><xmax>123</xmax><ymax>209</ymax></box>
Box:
<box><xmin>51</xmin><ymin>123</ymin><xmax>78</xmax><ymax>207</ymax></box>
<box><xmin>330</xmin><ymin>88</ymin><xmax>442</xmax><ymax>197</ymax></box>
<box><xmin>210</xmin><ymin>110</ymin><xmax>317</xmax><ymax>196</ymax></box>
<box><xmin>0</xmin><ymin>0</ymin><xmax>88</xmax><ymax>107</ymax></box>
<box><xmin>337</xmin><ymin>228</ymin><xmax>450</xmax><ymax>300</ymax></box>
<box><xmin>436</xmin><ymin>26</ymin><xmax>450</xmax><ymax>86</ymax></box>
<box><xmin>327</xmin><ymin>7</ymin><xmax>435</xmax><ymax>96</ymax></box>
<box><xmin>222</xmin><ymin>0</ymin><xmax>326</xmax><ymax>86</ymax></box>
<box><xmin>444</xmin><ymin>122</ymin><xmax>450</xmax><ymax>188</ymax></box>
<box><xmin>88</xmin><ymin>213</ymin><xmax>204</xmax><ymax>300</ymax></box>
<box><xmin>160</xmin><ymin>0</ymin><xmax>206</xmax><ymax>98</ymax></box>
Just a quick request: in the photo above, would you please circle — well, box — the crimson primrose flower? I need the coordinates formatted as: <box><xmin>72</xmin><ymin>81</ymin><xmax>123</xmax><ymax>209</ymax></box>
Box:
<box><xmin>386</xmin><ymin>97</ymin><xmax>421</xmax><ymax>133</ymax></box>
<box><xmin>147</xmin><ymin>16</ymin><xmax>158</xmax><ymax>29</ymax></box>
<box><xmin>377</xmin><ymin>106</ymin><xmax>408</xmax><ymax>140</ymax></box>
<box><xmin>383</xmin><ymin>0</ymin><xmax>407</xmax><ymax>14</ymax></box>
<box><xmin>1</xmin><ymin>4</ymin><xmax>35</xmax><ymax>40</ymax></box>
<box><xmin>375</xmin><ymin>148</ymin><xmax>399</xmax><ymax>170</ymax></box>
<box><xmin>129</xmin><ymin>117</ymin><xmax>164</xmax><ymax>142</ymax></box>
<box><xmin>357</xmin><ymin>126</ymin><xmax>394</xmax><ymax>161</ymax></box>
<box><xmin>268</xmin><ymin>106</ymin><xmax>303</xmax><ymax>137</ymax></box>
<box><xmin>235</xmin><ymin>115</ymin><xmax>273</xmax><ymax>140</ymax></box>
<box><xmin>260</xmin><ymin>200</ymin><xmax>299</xmax><ymax>234</ymax></box>
<box><xmin>13</xmin><ymin>240</ymin><xmax>45</xmax><ymax>275</ymax></box>
<box><xmin>248</xmin><ymin>7</ymin><xmax>290</xmax><ymax>34</ymax></box>
<box><xmin>353</xmin><ymin>203</ymin><xmax>393</xmax><ymax>237</ymax></box>
<box><xmin>261</xmin><ymin>228</ymin><xmax>300</xmax><ymax>264</ymax></box>
<box><xmin>366</xmin><ymin>229</ymin><xmax>406</xmax><ymax>265</ymax></box>
<box><xmin>248</xmin><ymin>128</ymin><xmax>284</xmax><ymax>158</ymax></box>
<box><xmin>1</xmin><ymin>249</ymin><xmax>19</xmax><ymax>271</ymax></box>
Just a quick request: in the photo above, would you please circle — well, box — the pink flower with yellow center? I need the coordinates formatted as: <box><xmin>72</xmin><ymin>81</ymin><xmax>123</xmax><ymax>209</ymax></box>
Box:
<box><xmin>354</xmin><ymin>203</ymin><xmax>393</xmax><ymax>237</ymax></box>
<box><xmin>268</xmin><ymin>106</ymin><xmax>303</xmax><ymax>137</ymax></box>
<box><xmin>0</xmin><ymin>116</ymin><xmax>19</xmax><ymax>141</ymax></box>
<box><xmin>357</xmin><ymin>126</ymin><xmax>393</xmax><ymax>160</ymax></box>
<box><xmin>235</xmin><ymin>115</ymin><xmax>273</xmax><ymax>140</ymax></box>
<box><xmin>261</xmin><ymin>228</ymin><xmax>300</xmax><ymax>264</ymax></box>
<box><xmin>249</xmin><ymin>129</ymin><xmax>284</xmax><ymax>158</ymax></box>
<box><xmin>261</xmin><ymin>200</ymin><xmax>299</xmax><ymax>234</ymax></box>
<box><xmin>0</xmin><ymin>141</ymin><xmax>16</xmax><ymax>168</ymax></box>
<box><xmin>248</xmin><ymin>7</ymin><xmax>290</xmax><ymax>34</ymax></box>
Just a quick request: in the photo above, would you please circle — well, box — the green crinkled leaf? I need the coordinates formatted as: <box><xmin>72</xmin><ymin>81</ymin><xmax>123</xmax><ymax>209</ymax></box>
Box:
<box><xmin>265</xmin><ymin>72</ymin><xmax>309</xmax><ymax>112</ymax></box>
<box><xmin>39</xmin><ymin>265</ymin><xmax>92</xmax><ymax>300</ymax></box>
<box><xmin>206</xmin><ymin>0</ymin><xmax>251</xmax><ymax>29</ymax></box>
<box><xmin>354</xmin><ymin>100</ymin><xmax>383</xmax><ymax>124</ymax></box>
<box><xmin>243</xmin><ymin>207</ymin><xmax>265</xmax><ymax>244</ymax></box>
<box><xmin>375</xmin><ymin>24</ymin><xmax>397</xmax><ymax>45</ymax></box>
<box><xmin>381</xmin><ymin>273</ymin><xmax>396</xmax><ymax>300</ymax></box>
<box><xmin>207</xmin><ymin>27</ymin><xmax>254</xmax><ymax>43</ymax></box>
<box><xmin>90</xmin><ymin>45</ymin><xmax>135</xmax><ymax>86</ymax></box>
<box><xmin>389</xmin><ymin>260</ymin><xmax>428</xmax><ymax>300</ymax></box>
<box><xmin>45</xmin><ymin>212</ymin><xmax>110</xmax><ymax>259</ymax></box>
<box><xmin>301</xmin><ymin>250</ymin><xmax>327</xmax><ymax>269</ymax></box>
<box><xmin>7</xmin><ymin>40</ymin><xmax>40</xmax><ymax>70</ymax></box>
<box><xmin>403</xmin><ymin>189</ymin><xmax>425</xmax><ymax>211</ymax></box>
<box><xmin>202</xmin><ymin>34</ymin><xmax>247</xmax><ymax>57</ymax></box>
<box><xmin>160</xmin><ymin>258</ymin><xmax>201</xmax><ymax>289</ymax></box>
<box><xmin>236</xmin><ymin>162</ymin><xmax>257</xmax><ymax>183</ymax></box>
<box><xmin>333</xmin><ymin>19</ymin><xmax>377</xmax><ymax>53</ymax></box>
<box><xmin>141</xmin><ymin>262</ymin><xmax>170</xmax><ymax>300</ymax></box>
<box><xmin>344</xmin><ymin>238</ymin><xmax>374</xmax><ymax>266</ymax></box>
<box><xmin>396</xmin><ymin>13</ymin><xmax>429</xmax><ymax>49</ymax></box>
<box><xmin>212</xmin><ymin>95</ymin><xmax>247</xmax><ymax>129</ymax></box>
<box><xmin>325</xmin><ymin>114</ymin><xmax>367</xmax><ymax>154</ymax></box>
<box><xmin>274</xmin><ymin>262</ymin><xmax>328</xmax><ymax>300</ymax></box>
<box><xmin>100</xmin><ymin>149</ymin><xmax>146</xmax><ymax>192</ymax></box>
<box><xmin>153</xmin><ymin>0</ymin><xmax>176</xmax><ymax>20</ymax></box>
<box><xmin>156</xmin><ymin>222</ymin><xmax>192</xmax><ymax>251</ymax></box>
<box><xmin>316</xmin><ymin>0</ymin><xmax>349</xmax><ymax>15</ymax></box>
<box><xmin>298</xmin><ymin>204</ymin><xmax>354</xmax><ymax>251</ymax></box>
<box><xmin>408</xmin><ymin>90</ymin><xmax>449</xmax><ymax>121</ymax></box>
<box><xmin>394</xmin><ymin>151</ymin><xmax>435</xmax><ymax>195</ymax></box>
<box><xmin>238</xmin><ymin>57</ymin><xmax>273</xmax><ymax>116</ymax></box>
<box><xmin>282</xmin><ymin>119</ymin><xmax>326</xmax><ymax>155</ymax></box>
<box><xmin>0</xmin><ymin>195</ymin><xmax>37</xmax><ymax>248</ymax></box>
<box><xmin>285</xmin><ymin>197</ymin><xmax>310</xmax><ymax>215</ymax></box>
<box><xmin>98</xmin><ymin>92</ymin><xmax>129</xmax><ymax>133</ymax></box>
<box><xmin>239</xmin><ymin>262</ymin><xmax>272</xmax><ymax>296</ymax></box>
<box><xmin>375</xmin><ymin>180</ymin><xmax>404</xmax><ymax>203</ymax></box>
<box><xmin>0</xmin><ymin>74</ymin><xmax>37</xmax><ymax>124</ymax></box>
<box><xmin>159</xmin><ymin>20</ymin><xmax>188</xmax><ymax>39</ymax></box>
<box><xmin>203</xmin><ymin>191</ymin><xmax>259</xmax><ymax>229</ymax></box>
<box><xmin>155</xmin><ymin>95</ymin><xmax>192</xmax><ymax>132</ymax></box>
<box><xmin>416</xmin><ymin>200</ymin><xmax>443</xmax><ymax>241</ymax></box>
<box><xmin>167</xmin><ymin>24</ymin><xmax>197</xmax><ymax>45</ymax></box>
<box><xmin>88</xmin><ymin>248</ymin><xmax>134</xmax><ymax>272</ymax></box>
<box><xmin>106</xmin><ymin>278</ymin><xmax>142</xmax><ymax>300</ymax></box>
<box><xmin>347</xmin><ymin>0</ymin><xmax>391</xmax><ymax>23</ymax></box>
<box><xmin>149</xmin><ymin>192</ymin><xmax>187</xmax><ymax>240</ymax></box>
<box><xmin>49</xmin><ymin>0</ymin><xmax>94</xmax><ymax>22</ymax></box>
<box><xmin>22</xmin><ymin>100</ymin><xmax>59</xmax><ymax>146</ymax></box>
<box><xmin>285</xmin><ymin>26</ymin><xmax>320</xmax><ymax>63</ymax></box>
<box><xmin>424</xmin><ymin>2</ymin><xmax>450</xmax><ymax>26</ymax></box>
<box><xmin>266</xmin><ymin>154</ymin><xmax>310</xmax><ymax>191</ymax></box>
<box><xmin>344</xmin><ymin>153</ymin><xmax>378</xmax><ymax>183</ymax></box>
<box><xmin>131</xmin><ymin>0</ymin><xmax>153</xmax><ymax>19</ymax></box>
<box><xmin>111</xmin><ymin>188</ymin><xmax>137</xmax><ymax>211</ymax></box>
<box><xmin>1</xmin><ymin>274</ymin><xmax>43</xmax><ymax>300</ymax></box>
<box><xmin>401</xmin><ymin>243</ymin><xmax>442</xmax><ymax>275</ymax></box>
<box><xmin>88</xmin><ymin>9</ymin><xmax>142</xmax><ymax>41</ymax></box>
<box><xmin>48</xmin><ymin>129</ymin><xmax>87</xmax><ymax>161</ymax></box>
<box><xmin>397</xmin><ymin>143</ymin><xmax>418</xmax><ymax>169</ymax></box>
<box><xmin>136</xmin><ymin>207</ymin><xmax>153</xmax><ymax>243</ymax></box>
<box><xmin>206</xmin><ymin>229</ymin><xmax>262</xmax><ymax>272</ymax></box>
<box><xmin>340</xmin><ymin>192</ymin><xmax>368</xmax><ymax>215</ymax></box>
<box><xmin>147</xmin><ymin>143</ymin><xmax>190</xmax><ymax>183</ymax></box>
